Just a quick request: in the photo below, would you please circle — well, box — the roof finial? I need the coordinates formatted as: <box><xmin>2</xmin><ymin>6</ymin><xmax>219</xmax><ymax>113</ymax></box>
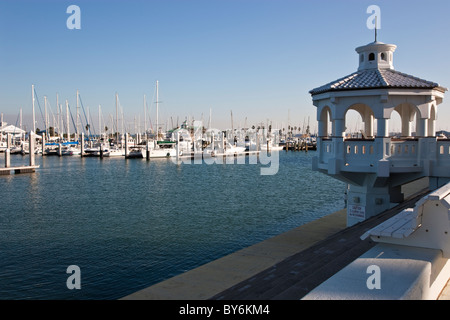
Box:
<box><xmin>374</xmin><ymin>15</ymin><xmax>378</xmax><ymax>42</ymax></box>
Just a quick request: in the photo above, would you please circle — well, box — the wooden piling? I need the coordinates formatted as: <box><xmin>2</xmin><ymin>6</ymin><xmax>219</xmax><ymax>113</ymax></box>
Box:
<box><xmin>125</xmin><ymin>133</ymin><xmax>129</xmax><ymax>158</ymax></box>
<box><xmin>80</xmin><ymin>133</ymin><xmax>85</xmax><ymax>156</ymax></box>
<box><xmin>176</xmin><ymin>132</ymin><xmax>180</xmax><ymax>162</ymax></box>
<box><xmin>29</xmin><ymin>131</ymin><xmax>35</xmax><ymax>166</ymax></box>
<box><xmin>42</xmin><ymin>134</ymin><xmax>46</xmax><ymax>156</ymax></box>
<box><xmin>5</xmin><ymin>148</ymin><xmax>10</xmax><ymax>168</ymax></box>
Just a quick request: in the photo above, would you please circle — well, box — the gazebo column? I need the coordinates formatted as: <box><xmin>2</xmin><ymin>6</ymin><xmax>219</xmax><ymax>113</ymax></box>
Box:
<box><xmin>333</xmin><ymin>118</ymin><xmax>345</xmax><ymax>138</ymax></box>
<box><xmin>376</xmin><ymin>117</ymin><xmax>389</xmax><ymax>138</ymax></box>
<box><xmin>346</xmin><ymin>182</ymin><xmax>392</xmax><ymax>227</ymax></box>
<box><xmin>364</xmin><ymin>113</ymin><xmax>374</xmax><ymax>138</ymax></box>
<box><xmin>318</xmin><ymin>119</ymin><xmax>327</xmax><ymax>138</ymax></box>
<box><xmin>417</xmin><ymin>118</ymin><xmax>428</xmax><ymax>137</ymax></box>
<box><xmin>428</xmin><ymin>118</ymin><xmax>436</xmax><ymax>137</ymax></box>
<box><xmin>401</xmin><ymin>116</ymin><xmax>411</xmax><ymax>137</ymax></box>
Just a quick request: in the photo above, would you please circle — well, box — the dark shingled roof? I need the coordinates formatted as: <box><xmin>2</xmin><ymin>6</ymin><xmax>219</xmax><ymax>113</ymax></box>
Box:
<box><xmin>309</xmin><ymin>68</ymin><xmax>447</xmax><ymax>95</ymax></box>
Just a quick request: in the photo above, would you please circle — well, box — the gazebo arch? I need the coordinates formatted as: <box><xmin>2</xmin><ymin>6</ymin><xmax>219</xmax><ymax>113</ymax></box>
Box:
<box><xmin>428</xmin><ymin>104</ymin><xmax>437</xmax><ymax>137</ymax></box>
<box><xmin>318</xmin><ymin>106</ymin><xmax>332</xmax><ymax>138</ymax></box>
<box><xmin>344</xmin><ymin>103</ymin><xmax>375</xmax><ymax>139</ymax></box>
<box><xmin>392</xmin><ymin>102</ymin><xmax>418</xmax><ymax>138</ymax></box>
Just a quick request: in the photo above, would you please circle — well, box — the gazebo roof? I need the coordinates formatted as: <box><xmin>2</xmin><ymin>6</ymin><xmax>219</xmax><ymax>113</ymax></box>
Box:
<box><xmin>0</xmin><ymin>124</ymin><xmax>26</xmax><ymax>135</ymax></box>
<box><xmin>309</xmin><ymin>68</ymin><xmax>447</xmax><ymax>96</ymax></box>
<box><xmin>310</xmin><ymin>40</ymin><xmax>447</xmax><ymax>96</ymax></box>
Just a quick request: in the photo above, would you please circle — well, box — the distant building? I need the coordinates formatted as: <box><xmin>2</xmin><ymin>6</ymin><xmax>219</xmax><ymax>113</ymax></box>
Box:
<box><xmin>0</xmin><ymin>122</ymin><xmax>26</xmax><ymax>137</ymax></box>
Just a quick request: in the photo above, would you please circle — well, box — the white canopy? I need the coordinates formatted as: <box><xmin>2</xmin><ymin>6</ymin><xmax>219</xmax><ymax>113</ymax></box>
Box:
<box><xmin>0</xmin><ymin>124</ymin><xmax>26</xmax><ymax>136</ymax></box>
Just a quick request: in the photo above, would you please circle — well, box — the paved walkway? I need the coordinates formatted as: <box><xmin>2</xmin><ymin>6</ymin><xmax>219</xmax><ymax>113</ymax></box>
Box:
<box><xmin>211</xmin><ymin>189</ymin><xmax>431</xmax><ymax>300</ymax></box>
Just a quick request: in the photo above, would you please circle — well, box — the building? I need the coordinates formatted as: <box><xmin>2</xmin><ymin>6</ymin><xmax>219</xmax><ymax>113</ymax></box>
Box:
<box><xmin>0</xmin><ymin>122</ymin><xmax>26</xmax><ymax>138</ymax></box>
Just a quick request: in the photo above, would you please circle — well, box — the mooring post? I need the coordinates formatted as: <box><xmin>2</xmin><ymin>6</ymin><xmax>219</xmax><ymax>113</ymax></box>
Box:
<box><xmin>5</xmin><ymin>134</ymin><xmax>10</xmax><ymax>168</ymax></box>
<box><xmin>256</xmin><ymin>130</ymin><xmax>260</xmax><ymax>152</ymax></box>
<box><xmin>80</xmin><ymin>133</ymin><xmax>84</xmax><ymax>157</ymax></box>
<box><xmin>42</xmin><ymin>134</ymin><xmax>46</xmax><ymax>156</ymax></box>
<box><xmin>176</xmin><ymin>131</ymin><xmax>180</xmax><ymax>162</ymax></box>
<box><xmin>29</xmin><ymin>131</ymin><xmax>35</xmax><ymax>166</ymax></box>
<box><xmin>125</xmin><ymin>133</ymin><xmax>129</xmax><ymax>158</ymax></box>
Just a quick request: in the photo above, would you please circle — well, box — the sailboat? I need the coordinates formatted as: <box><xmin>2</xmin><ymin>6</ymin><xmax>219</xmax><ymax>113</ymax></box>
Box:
<box><xmin>103</xmin><ymin>147</ymin><xmax>124</xmax><ymax>157</ymax></box>
<box><xmin>147</xmin><ymin>80</ymin><xmax>178</xmax><ymax>158</ymax></box>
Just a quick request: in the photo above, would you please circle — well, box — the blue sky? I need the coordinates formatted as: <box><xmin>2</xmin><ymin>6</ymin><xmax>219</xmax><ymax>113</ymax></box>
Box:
<box><xmin>1</xmin><ymin>0</ymin><xmax>450</xmax><ymax>133</ymax></box>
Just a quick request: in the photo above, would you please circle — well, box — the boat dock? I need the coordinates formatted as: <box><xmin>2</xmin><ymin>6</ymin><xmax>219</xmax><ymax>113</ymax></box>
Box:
<box><xmin>0</xmin><ymin>165</ymin><xmax>39</xmax><ymax>175</ymax></box>
<box><xmin>1</xmin><ymin>132</ymin><xmax>39</xmax><ymax>175</ymax></box>
<box><xmin>123</xmin><ymin>177</ymin><xmax>448</xmax><ymax>300</ymax></box>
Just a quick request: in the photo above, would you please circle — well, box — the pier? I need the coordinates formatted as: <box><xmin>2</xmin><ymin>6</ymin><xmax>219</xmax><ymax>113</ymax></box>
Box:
<box><xmin>0</xmin><ymin>132</ymin><xmax>39</xmax><ymax>175</ymax></box>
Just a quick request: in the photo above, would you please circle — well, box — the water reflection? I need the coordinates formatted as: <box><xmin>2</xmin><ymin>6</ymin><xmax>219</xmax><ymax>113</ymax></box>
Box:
<box><xmin>0</xmin><ymin>151</ymin><xmax>345</xmax><ymax>299</ymax></box>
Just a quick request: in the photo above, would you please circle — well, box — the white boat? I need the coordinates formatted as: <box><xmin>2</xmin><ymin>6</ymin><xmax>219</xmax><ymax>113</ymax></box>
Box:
<box><xmin>126</xmin><ymin>147</ymin><xmax>144</xmax><ymax>158</ymax></box>
<box><xmin>260</xmin><ymin>142</ymin><xmax>284</xmax><ymax>151</ymax></box>
<box><xmin>103</xmin><ymin>147</ymin><xmax>124</xmax><ymax>157</ymax></box>
<box><xmin>225</xmin><ymin>143</ymin><xmax>246</xmax><ymax>155</ymax></box>
<box><xmin>0</xmin><ymin>140</ymin><xmax>7</xmax><ymax>152</ymax></box>
<box><xmin>147</xmin><ymin>147</ymin><xmax>177</xmax><ymax>158</ymax></box>
<box><xmin>62</xmin><ymin>145</ymin><xmax>81</xmax><ymax>156</ymax></box>
<box><xmin>10</xmin><ymin>145</ymin><xmax>23</xmax><ymax>154</ymax></box>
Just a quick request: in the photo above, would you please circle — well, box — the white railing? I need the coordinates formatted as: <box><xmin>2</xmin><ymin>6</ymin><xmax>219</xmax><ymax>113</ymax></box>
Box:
<box><xmin>437</xmin><ymin>140</ymin><xmax>450</xmax><ymax>167</ymax></box>
<box><xmin>344</xmin><ymin>139</ymin><xmax>379</xmax><ymax>165</ymax></box>
<box><xmin>318</xmin><ymin>138</ymin><xmax>422</xmax><ymax>171</ymax></box>
<box><xmin>316</xmin><ymin>138</ymin><xmax>450</xmax><ymax>176</ymax></box>
<box><xmin>319</xmin><ymin>139</ymin><xmax>334</xmax><ymax>163</ymax></box>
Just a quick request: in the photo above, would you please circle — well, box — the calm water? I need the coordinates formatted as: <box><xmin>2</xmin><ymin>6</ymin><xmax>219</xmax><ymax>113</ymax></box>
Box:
<box><xmin>0</xmin><ymin>150</ymin><xmax>345</xmax><ymax>300</ymax></box>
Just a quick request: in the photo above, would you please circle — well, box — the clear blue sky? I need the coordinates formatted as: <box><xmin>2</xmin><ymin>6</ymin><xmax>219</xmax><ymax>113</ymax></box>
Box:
<box><xmin>1</xmin><ymin>0</ymin><xmax>450</xmax><ymax>133</ymax></box>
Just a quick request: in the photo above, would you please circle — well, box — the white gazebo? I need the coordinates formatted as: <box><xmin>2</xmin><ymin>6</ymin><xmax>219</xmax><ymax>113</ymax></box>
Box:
<box><xmin>310</xmin><ymin>40</ymin><xmax>448</xmax><ymax>226</ymax></box>
<box><xmin>0</xmin><ymin>123</ymin><xmax>26</xmax><ymax>137</ymax></box>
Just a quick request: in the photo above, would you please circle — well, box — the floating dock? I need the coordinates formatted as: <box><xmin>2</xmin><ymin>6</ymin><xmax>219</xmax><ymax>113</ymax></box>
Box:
<box><xmin>0</xmin><ymin>165</ymin><xmax>39</xmax><ymax>175</ymax></box>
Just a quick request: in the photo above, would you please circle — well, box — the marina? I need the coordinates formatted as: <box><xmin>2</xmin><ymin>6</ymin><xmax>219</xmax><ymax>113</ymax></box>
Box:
<box><xmin>0</xmin><ymin>149</ymin><xmax>343</xmax><ymax>300</ymax></box>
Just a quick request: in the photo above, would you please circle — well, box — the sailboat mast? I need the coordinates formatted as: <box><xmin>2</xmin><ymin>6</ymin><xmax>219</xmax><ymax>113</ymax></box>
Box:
<box><xmin>143</xmin><ymin>94</ymin><xmax>147</xmax><ymax>138</ymax></box>
<box><xmin>99</xmin><ymin>105</ymin><xmax>102</xmax><ymax>138</ymax></box>
<box><xmin>209</xmin><ymin>108</ymin><xmax>212</xmax><ymax>129</ymax></box>
<box><xmin>156</xmin><ymin>80</ymin><xmax>159</xmax><ymax>139</ymax></box>
<box><xmin>56</xmin><ymin>93</ymin><xmax>60</xmax><ymax>138</ymax></box>
<box><xmin>66</xmin><ymin>100</ymin><xmax>70</xmax><ymax>141</ymax></box>
<box><xmin>44</xmin><ymin>95</ymin><xmax>48</xmax><ymax>139</ymax></box>
<box><xmin>115</xmin><ymin>92</ymin><xmax>119</xmax><ymax>144</ymax></box>
<box><xmin>230</xmin><ymin>110</ymin><xmax>234</xmax><ymax>131</ymax></box>
<box><xmin>32</xmin><ymin>84</ymin><xmax>35</xmax><ymax>133</ymax></box>
<box><xmin>76</xmin><ymin>89</ymin><xmax>80</xmax><ymax>141</ymax></box>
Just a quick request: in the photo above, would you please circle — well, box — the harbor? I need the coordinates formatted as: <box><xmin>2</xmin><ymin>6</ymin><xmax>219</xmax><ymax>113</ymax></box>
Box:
<box><xmin>0</xmin><ymin>82</ymin><xmax>316</xmax><ymax>164</ymax></box>
<box><xmin>0</xmin><ymin>149</ymin><xmax>343</xmax><ymax>300</ymax></box>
